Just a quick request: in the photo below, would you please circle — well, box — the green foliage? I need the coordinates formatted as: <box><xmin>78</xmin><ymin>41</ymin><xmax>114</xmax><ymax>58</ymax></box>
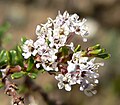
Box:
<box><xmin>87</xmin><ymin>44</ymin><xmax>100</xmax><ymax>50</ymax></box>
<box><xmin>96</xmin><ymin>53</ymin><xmax>111</xmax><ymax>59</ymax></box>
<box><xmin>27</xmin><ymin>73</ymin><xmax>37</xmax><ymax>79</ymax></box>
<box><xmin>60</xmin><ymin>46</ymin><xmax>69</xmax><ymax>56</ymax></box>
<box><xmin>74</xmin><ymin>45</ymin><xmax>81</xmax><ymax>53</ymax></box>
<box><xmin>0</xmin><ymin>45</ymin><xmax>24</xmax><ymax>67</ymax></box>
<box><xmin>26</xmin><ymin>57</ymin><xmax>34</xmax><ymax>72</ymax></box>
<box><xmin>21</xmin><ymin>37</ymin><xmax>27</xmax><ymax>44</ymax></box>
<box><xmin>46</xmin><ymin>39</ymin><xmax>51</xmax><ymax>45</ymax></box>
<box><xmin>9</xmin><ymin>50</ymin><xmax>17</xmax><ymax>65</ymax></box>
<box><xmin>88</xmin><ymin>48</ymin><xmax>105</xmax><ymax>55</ymax></box>
<box><xmin>0</xmin><ymin>50</ymin><xmax>8</xmax><ymax>66</ymax></box>
<box><xmin>11</xmin><ymin>72</ymin><xmax>24</xmax><ymax>79</ymax></box>
<box><xmin>82</xmin><ymin>44</ymin><xmax>111</xmax><ymax>59</ymax></box>
<box><xmin>15</xmin><ymin>46</ymin><xmax>24</xmax><ymax>67</ymax></box>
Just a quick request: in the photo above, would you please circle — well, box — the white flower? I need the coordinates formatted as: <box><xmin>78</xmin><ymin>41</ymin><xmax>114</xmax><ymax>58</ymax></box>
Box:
<box><xmin>36</xmin><ymin>24</ymin><xmax>52</xmax><ymax>39</ymax></box>
<box><xmin>72</xmin><ymin>51</ymin><xmax>88</xmax><ymax>64</ymax></box>
<box><xmin>55</xmin><ymin>73</ymin><xmax>74</xmax><ymax>91</ymax></box>
<box><xmin>67</xmin><ymin>61</ymin><xmax>76</xmax><ymax>73</ymax></box>
<box><xmin>36</xmin><ymin>25</ymin><xmax>41</xmax><ymax>36</ymax></box>
<box><xmin>55</xmin><ymin>11</ymin><xmax>70</xmax><ymax>26</ymax></box>
<box><xmin>22</xmin><ymin>39</ymin><xmax>37</xmax><ymax>59</ymax></box>
<box><xmin>34</xmin><ymin>37</ymin><xmax>46</xmax><ymax>49</ymax></box>
<box><xmin>64</xmin><ymin>51</ymin><xmax>104</xmax><ymax>95</ymax></box>
<box><xmin>69</xmin><ymin>18</ymin><xmax>89</xmax><ymax>42</ymax></box>
<box><xmin>69</xmin><ymin>13</ymin><xmax>79</xmax><ymax>24</ymax></box>
<box><xmin>42</xmin><ymin>63</ymin><xmax>58</xmax><ymax>71</ymax></box>
<box><xmin>36</xmin><ymin>63</ymin><xmax>41</xmax><ymax>69</ymax></box>
<box><xmin>49</xmin><ymin>34</ymin><xmax>67</xmax><ymax>49</ymax></box>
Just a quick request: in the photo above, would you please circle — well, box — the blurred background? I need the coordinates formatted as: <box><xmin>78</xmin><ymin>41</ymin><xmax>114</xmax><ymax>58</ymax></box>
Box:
<box><xmin>0</xmin><ymin>0</ymin><xmax>120</xmax><ymax>105</ymax></box>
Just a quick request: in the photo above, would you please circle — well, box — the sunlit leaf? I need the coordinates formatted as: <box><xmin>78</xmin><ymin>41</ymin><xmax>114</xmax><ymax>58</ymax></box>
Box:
<box><xmin>60</xmin><ymin>46</ymin><xmax>69</xmax><ymax>55</ymax></box>
<box><xmin>74</xmin><ymin>45</ymin><xmax>81</xmax><ymax>53</ymax></box>
<box><xmin>11</xmin><ymin>72</ymin><xmax>24</xmax><ymax>79</ymax></box>
<box><xmin>26</xmin><ymin>57</ymin><xmax>34</xmax><ymax>72</ymax></box>
<box><xmin>88</xmin><ymin>44</ymin><xmax>100</xmax><ymax>51</ymax></box>
<box><xmin>97</xmin><ymin>53</ymin><xmax>111</xmax><ymax>59</ymax></box>
<box><xmin>28</xmin><ymin>73</ymin><xmax>37</xmax><ymax>79</ymax></box>
<box><xmin>88</xmin><ymin>48</ymin><xmax>105</xmax><ymax>55</ymax></box>
<box><xmin>0</xmin><ymin>50</ymin><xmax>8</xmax><ymax>66</ymax></box>
<box><xmin>21</xmin><ymin>37</ymin><xmax>27</xmax><ymax>44</ymax></box>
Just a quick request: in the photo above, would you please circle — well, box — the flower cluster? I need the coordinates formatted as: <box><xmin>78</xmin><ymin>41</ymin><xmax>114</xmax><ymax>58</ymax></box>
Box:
<box><xmin>21</xmin><ymin>11</ymin><xmax>104</xmax><ymax>96</ymax></box>
<box><xmin>55</xmin><ymin>51</ymin><xmax>104</xmax><ymax>96</ymax></box>
<box><xmin>22</xmin><ymin>11</ymin><xmax>89</xmax><ymax>71</ymax></box>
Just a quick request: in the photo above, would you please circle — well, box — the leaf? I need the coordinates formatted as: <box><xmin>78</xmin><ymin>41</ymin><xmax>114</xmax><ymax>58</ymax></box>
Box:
<box><xmin>60</xmin><ymin>46</ymin><xmax>69</xmax><ymax>55</ymax></box>
<box><xmin>16</xmin><ymin>46</ymin><xmax>24</xmax><ymax>67</ymax></box>
<box><xmin>16</xmin><ymin>46</ymin><xmax>23</xmax><ymax>54</ymax></box>
<box><xmin>88</xmin><ymin>44</ymin><xmax>100</xmax><ymax>51</ymax></box>
<box><xmin>11</xmin><ymin>72</ymin><xmax>24</xmax><ymax>79</ymax></box>
<box><xmin>74</xmin><ymin>45</ymin><xmax>81</xmax><ymax>53</ymax></box>
<box><xmin>26</xmin><ymin>57</ymin><xmax>34</xmax><ymax>72</ymax></box>
<box><xmin>21</xmin><ymin>37</ymin><xmax>27</xmax><ymax>44</ymax></box>
<box><xmin>0</xmin><ymin>50</ymin><xmax>8</xmax><ymax>66</ymax></box>
<box><xmin>6</xmin><ymin>51</ymin><xmax>11</xmax><ymax>64</ymax></box>
<box><xmin>9</xmin><ymin>50</ymin><xmax>17</xmax><ymax>65</ymax></box>
<box><xmin>46</xmin><ymin>39</ymin><xmax>51</xmax><ymax>45</ymax></box>
<box><xmin>28</xmin><ymin>73</ymin><xmax>37</xmax><ymax>79</ymax></box>
<box><xmin>97</xmin><ymin>53</ymin><xmax>111</xmax><ymax>59</ymax></box>
<box><xmin>0</xmin><ymin>50</ymin><xmax>6</xmax><ymax>59</ymax></box>
<box><xmin>88</xmin><ymin>48</ymin><xmax>105</xmax><ymax>55</ymax></box>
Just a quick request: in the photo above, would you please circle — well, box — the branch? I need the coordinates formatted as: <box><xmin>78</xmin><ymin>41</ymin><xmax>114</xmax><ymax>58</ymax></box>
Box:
<box><xmin>3</xmin><ymin>78</ymin><xmax>24</xmax><ymax>105</ymax></box>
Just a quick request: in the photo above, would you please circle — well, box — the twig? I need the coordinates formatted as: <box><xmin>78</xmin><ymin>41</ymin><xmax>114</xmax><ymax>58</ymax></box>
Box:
<box><xmin>3</xmin><ymin>78</ymin><xmax>24</xmax><ymax>105</ymax></box>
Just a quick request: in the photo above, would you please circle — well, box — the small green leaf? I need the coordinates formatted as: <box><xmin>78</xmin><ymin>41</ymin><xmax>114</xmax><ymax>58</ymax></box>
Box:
<box><xmin>0</xmin><ymin>50</ymin><xmax>8</xmax><ymax>66</ymax></box>
<box><xmin>16</xmin><ymin>46</ymin><xmax>24</xmax><ymax>67</ymax></box>
<box><xmin>9</xmin><ymin>50</ymin><xmax>17</xmax><ymax>65</ymax></box>
<box><xmin>6</xmin><ymin>51</ymin><xmax>11</xmax><ymax>64</ymax></box>
<box><xmin>46</xmin><ymin>39</ymin><xmax>51</xmax><ymax>45</ymax></box>
<box><xmin>97</xmin><ymin>53</ymin><xmax>111</xmax><ymax>59</ymax></box>
<box><xmin>11</xmin><ymin>72</ymin><xmax>24</xmax><ymax>79</ymax></box>
<box><xmin>88</xmin><ymin>49</ymin><xmax>105</xmax><ymax>55</ymax></box>
<box><xmin>60</xmin><ymin>46</ymin><xmax>69</xmax><ymax>55</ymax></box>
<box><xmin>0</xmin><ymin>50</ymin><xmax>6</xmax><ymax>59</ymax></box>
<box><xmin>16</xmin><ymin>46</ymin><xmax>22</xmax><ymax>54</ymax></box>
<box><xmin>88</xmin><ymin>44</ymin><xmax>100</xmax><ymax>50</ymax></box>
<box><xmin>26</xmin><ymin>57</ymin><xmax>34</xmax><ymax>72</ymax></box>
<box><xmin>74</xmin><ymin>45</ymin><xmax>81</xmax><ymax>53</ymax></box>
<box><xmin>21</xmin><ymin>37</ymin><xmax>27</xmax><ymax>44</ymax></box>
<box><xmin>0</xmin><ymin>60</ymin><xmax>8</xmax><ymax>67</ymax></box>
<box><xmin>28</xmin><ymin>73</ymin><xmax>37</xmax><ymax>79</ymax></box>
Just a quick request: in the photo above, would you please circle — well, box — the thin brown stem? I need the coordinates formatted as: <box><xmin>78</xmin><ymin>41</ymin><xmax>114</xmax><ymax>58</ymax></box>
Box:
<box><xmin>3</xmin><ymin>78</ymin><xmax>24</xmax><ymax>105</ymax></box>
